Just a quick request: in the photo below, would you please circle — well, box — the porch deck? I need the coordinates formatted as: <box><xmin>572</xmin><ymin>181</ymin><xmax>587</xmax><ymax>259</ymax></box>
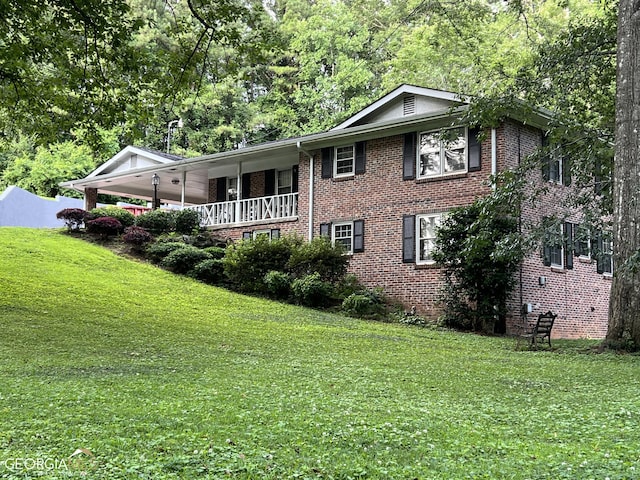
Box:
<box><xmin>185</xmin><ymin>192</ymin><xmax>298</xmax><ymax>228</ymax></box>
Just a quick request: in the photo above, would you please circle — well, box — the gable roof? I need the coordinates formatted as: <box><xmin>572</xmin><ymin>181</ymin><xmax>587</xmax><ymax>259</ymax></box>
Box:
<box><xmin>87</xmin><ymin>146</ymin><xmax>184</xmax><ymax>179</ymax></box>
<box><xmin>332</xmin><ymin>84</ymin><xmax>468</xmax><ymax>130</ymax></box>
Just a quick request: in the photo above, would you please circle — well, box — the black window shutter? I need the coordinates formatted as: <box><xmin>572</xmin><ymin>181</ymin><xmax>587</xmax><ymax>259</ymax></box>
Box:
<box><xmin>320</xmin><ymin>222</ymin><xmax>331</xmax><ymax>237</ymax></box>
<box><xmin>541</xmin><ymin>133</ymin><xmax>551</xmax><ymax>181</ymax></box>
<box><xmin>403</xmin><ymin>133</ymin><xmax>416</xmax><ymax>180</ymax></box>
<box><xmin>542</xmin><ymin>230</ymin><xmax>552</xmax><ymax>266</ymax></box>
<box><xmin>595</xmin><ymin>231</ymin><xmax>605</xmax><ymax>274</ymax></box>
<box><xmin>468</xmin><ymin>127</ymin><xmax>481</xmax><ymax>172</ymax></box>
<box><xmin>353</xmin><ymin>220</ymin><xmax>364</xmax><ymax>253</ymax></box>
<box><xmin>321</xmin><ymin>148</ymin><xmax>333</xmax><ymax>178</ymax></box>
<box><xmin>242</xmin><ymin>231</ymin><xmax>252</xmax><ymax>240</ymax></box>
<box><xmin>562</xmin><ymin>154</ymin><xmax>572</xmax><ymax>186</ymax></box>
<box><xmin>270</xmin><ymin>228</ymin><xmax>280</xmax><ymax>239</ymax></box>
<box><xmin>241</xmin><ymin>173</ymin><xmax>251</xmax><ymax>199</ymax></box>
<box><xmin>355</xmin><ymin>141</ymin><xmax>366</xmax><ymax>175</ymax></box>
<box><xmin>216</xmin><ymin>177</ymin><xmax>226</xmax><ymax>202</ymax></box>
<box><xmin>292</xmin><ymin>165</ymin><xmax>299</xmax><ymax>193</ymax></box>
<box><xmin>265</xmin><ymin>169</ymin><xmax>276</xmax><ymax>196</ymax></box>
<box><xmin>564</xmin><ymin>222</ymin><xmax>574</xmax><ymax>269</ymax></box>
<box><xmin>402</xmin><ymin>215</ymin><xmax>416</xmax><ymax>263</ymax></box>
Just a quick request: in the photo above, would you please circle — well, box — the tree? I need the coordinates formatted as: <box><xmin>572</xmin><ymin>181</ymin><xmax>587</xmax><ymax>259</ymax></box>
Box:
<box><xmin>605</xmin><ymin>0</ymin><xmax>640</xmax><ymax>349</ymax></box>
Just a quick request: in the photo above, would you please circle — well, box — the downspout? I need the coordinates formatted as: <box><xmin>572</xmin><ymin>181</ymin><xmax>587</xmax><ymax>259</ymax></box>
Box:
<box><xmin>180</xmin><ymin>171</ymin><xmax>186</xmax><ymax>208</ymax></box>
<box><xmin>297</xmin><ymin>141</ymin><xmax>314</xmax><ymax>241</ymax></box>
<box><xmin>491</xmin><ymin>127</ymin><xmax>497</xmax><ymax>189</ymax></box>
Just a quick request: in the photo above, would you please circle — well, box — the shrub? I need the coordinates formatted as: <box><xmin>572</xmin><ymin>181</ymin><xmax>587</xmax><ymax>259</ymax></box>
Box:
<box><xmin>187</xmin><ymin>231</ymin><xmax>227</xmax><ymax>248</ymax></box>
<box><xmin>287</xmin><ymin>236</ymin><xmax>349</xmax><ymax>283</ymax></box>
<box><xmin>190</xmin><ymin>258</ymin><xmax>225</xmax><ymax>285</ymax></box>
<box><xmin>342</xmin><ymin>288</ymin><xmax>386</xmax><ymax>318</ymax></box>
<box><xmin>264</xmin><ymin>270</ymin><xmax>292</xmax><ymax>300</ymax></box>
<box><xmin>135</xmin><ymin>209</ymin><xmax>176</xmax><ymax>234</ymax></box>
<box><xmin>89</xmin><ymin>206</ymin><xmax>135</xmax><ymax>228</ymax></box>
<box><xmin>56</xmin><ymin>208</ymin><xmax>88</xmax><ymax>231</ymax></box>
<box><xmin>174</xmin><ymin>208</ymin><xmax>201</xmax><ymax>235</ymax></box>
<box><xmin>203</xmin><ymin>246</ymin><xmax>226</xmax><ymax>260</ymax></box>
<box><xmin>145</xmin><ymin>241</ymin><xmax>189</xmax><ymax>263</ymax></box>
<box><xmin>122</xmin><ymin>226</ymin><xmax>153</xmax><ymax>248</ymax></box>
<box><xmin>86</xmin><ymin>216</ymin><xmax>123</xmax><ymax>238</ymax></box>
<box><xmin>291</xmin><ymin>272</ymin><xmax>333</xmax><ymax>307</ymax></box>
<box><xmin>223</xmin><ymin>235</ymin><xmax>300</xmax><ymax>293</ymax></box>
<box><xmin>160</xmin><ymin>245</ymin><xmax>212</xmax><ymax>274</ymax></box>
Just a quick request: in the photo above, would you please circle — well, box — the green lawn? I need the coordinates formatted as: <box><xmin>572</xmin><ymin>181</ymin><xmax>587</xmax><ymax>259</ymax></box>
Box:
<box><xmin>0</xmin><ymin>228</ymin><xmax>639</xmax><ymax>479</ymax></box>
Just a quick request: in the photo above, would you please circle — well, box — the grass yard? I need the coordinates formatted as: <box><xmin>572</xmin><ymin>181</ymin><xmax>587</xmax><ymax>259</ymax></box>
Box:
<box><xmin>0</xmin><ymin>228</ymin><xmax>639</xmax><ymax>479</ymax></box>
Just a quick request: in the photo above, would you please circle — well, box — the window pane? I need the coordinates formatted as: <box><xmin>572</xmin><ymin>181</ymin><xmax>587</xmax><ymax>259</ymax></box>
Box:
<box><xmin>443</xmin><ymin>130</ymin><xmax>466</xmax><ymax>173</ymax></box>
<box><xmin>277</xmin><ymin>169</ymin><xmax>292</xmax><ymax>194</ymax></box>
<box><xmin>227</xmin><ymin>177</ymin><xmax>238</xmax><ymax>201</ymax></box>
<box><xmin>335</xmin><ymin>146</ymin><xmax>354</xmax><ymax>175</ymax></box>
<box><xmin>419</xmin><ymin>133</ymin><xmax>440</xmax><ymax>176</ymax></box>
<box><xmin>334</xmin><ymin>223</ymin><xmax>353</xmax><ymax>253</ymax></box>
<box><xmin>418</xmin><ymin>215</ymin><xmax>441</xmax><ymax>262</ymax></box>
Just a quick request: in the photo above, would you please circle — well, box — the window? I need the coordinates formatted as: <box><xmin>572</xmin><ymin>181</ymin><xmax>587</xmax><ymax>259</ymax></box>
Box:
<box><xmin>242</xmin><ymin>228</ymin><xmax>280</xmax><ymax>241</ymax></box>
<box><xmin>334</xmin><ymin>145</ymin><xmax>355</xmax><ymax>177</ymax></box>
<box><xmin>541</xmin><ymin>135</ymin><xmax>571</xmax><ymax>185</ymax></box>
<box><xmin>418</xmin><ymin>128</ymin><xmax>466</xmax><ymax>178</ymax></box>
<box><xmin>320</xmin><ymin>220</ymin><xmax>364</xmax><ymax>254</ymax></box>
<box><xmin>227</xmin><ymin>177</ymin><xmax>238</xmax><ymax>201</ymax></box>
<box><xmin>277</xmin><ymin>169</ymin><xmax>292</xmax><ymax>195</ymax></box>
<box><xmin>575</xmin><ymin>224</ymin><xmax>591</xmax><ymax>258</ymax></box>
<box><xmin>417</xmin><ymin>214</ymin><xmax>443</xmax><ymax>264</ymax></box>
<box><xmin>543</xmin><ymin>222</ymin><xmax>574</xmax><ymax>270</ymax></box>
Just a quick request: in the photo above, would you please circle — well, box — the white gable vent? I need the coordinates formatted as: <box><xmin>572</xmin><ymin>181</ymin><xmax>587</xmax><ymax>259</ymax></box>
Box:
<box><xmin>403</xmin><ymin>95</ymin><xmax>416</xmax><ymax>116</ymax></box>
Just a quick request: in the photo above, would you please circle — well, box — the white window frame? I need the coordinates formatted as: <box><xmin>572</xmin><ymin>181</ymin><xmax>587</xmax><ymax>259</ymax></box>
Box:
<box><xmin>334</xmin><ymin>145</ymin><xmax>355</xmax><ymax>178</ymax></box>
<box><xmin>332</xmin><ymin>221</ymin><xmax>354</xmax><ymax>254</ymax></box>
<box><xmin>253</xmin><ymin>229</ymin><xmax>272</xmax><ymax>240</ymax></box>
<box><xmin>549</xmin><ymin>224</ymin><xmax>564</xmax><ymax>268</ymax></box>
<box><xmin>417</xmin><ymin>127</ymin><xmax>467</xmax><ymax>179</ymax></box>
<box><xmin>277</xmin><ymin>168</ymin><xmax>293</xmax><ymax>195</ymax></box>
<box><xmin>576</xmin><ymin>224</ymin><xmax>591</xmax><ymax>259</ymax></box>
<box><xmin>416</xmin><ymin>213</ymin><xmax>444</xmax><ymax>264</ymax></box>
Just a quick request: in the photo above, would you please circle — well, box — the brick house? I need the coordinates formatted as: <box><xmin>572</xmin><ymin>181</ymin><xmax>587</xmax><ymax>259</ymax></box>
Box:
<box><xmin>63</xmin><ymin>85</ymin><xmax>611</xmax><ymax>338</ymax></box>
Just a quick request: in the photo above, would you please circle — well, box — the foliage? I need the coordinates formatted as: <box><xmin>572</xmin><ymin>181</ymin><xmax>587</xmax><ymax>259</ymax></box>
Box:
<box><xmin>174</xmin><ymin>208</ymin><xmax>201</xmax><ymax>235</ymax></box>
<box><xmin>341</xmin><ymin>288</ymin><xmax>386</xmax><ymax>318</ymax></box>
<box><xmin>89</xmin><ymin>206</ymin><xmax>135</xmax><ymax>228</ymax></box>
<box><xmin>145</xmin><ymin>241</ymin><xmax>189</xmax><ymax>263</ymax></box>
<box><xmin>160</xmin><ymin>245</ymin><xmax>212</xmax><ymax>274</ymax></box>
<box><xmin>189</xmin><ymin>258</ymin><xmax>226</xmax><ymax>285</ymax></box>
<box><xmin>2</xmin><ymin>228</ymin><xmax>640</xmax><ymax>479</ymax></box>
<box><xmin>202</xmin><ymin>246</ymin><xmax>227</xmax><ymax>260</ymax></box>
<box><xmin>263</xmin><ymin>270</ymin><xmax>292</xmax><ymax>300</ymax></box>
<box><xmin>433</xmin><ymin>174</ymin><xmax>529</xmax><ymax>334</ymax></box>
<box><xmin>291</xmin><ymin>272</ymin><xmax>334</xmax><ymax>307</ymax></box>
<box><xmin>122</xmin><ymin>226</ymin><xmax>153</xmax><ymax>248</ymax></box>
<box><xmin>85</xmin><ymin>216</ymin><xmax>123</xmax><ymax>238</ymax></box>
<box><xmin>56</xmin><ymin>208</ymin><xmax>88</xmax><ymax>231</ymax></box>
<box><xmin>223</xmin><ymin>235</ymin><xmax>300</xmax><ymax>293</ymax></box>
<box><xmin>135</xmin><ymin>209</ymin><xmax>176</xmax><ymax>234</ymax></box>
<box><xmin>287</xmin><ymin>235</ymin><xmax>349</xmax><ymax>283</ymax></box>
<box><xmin>1</xmin><ymin>141</ymin><xmax>95</xmax><ymax>197</ymax></box>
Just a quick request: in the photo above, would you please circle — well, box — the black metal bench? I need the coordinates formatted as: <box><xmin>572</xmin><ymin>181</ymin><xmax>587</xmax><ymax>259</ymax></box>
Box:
<box><xmin>523</xmin><ymin>311</ymin><xmax>557</xmax><ymax>348</ymax></box>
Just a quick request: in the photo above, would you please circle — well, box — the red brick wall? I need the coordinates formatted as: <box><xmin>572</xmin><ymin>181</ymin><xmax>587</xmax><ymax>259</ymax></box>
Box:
<box><xmin>500</xmin><ymin>121</ymin><xmax>610</xmax><ymax>339</ymax></box>
<box><xmin>204</xmin><ymin>121</ymin><xmax>611</xmax><ymax>338</ymax></box>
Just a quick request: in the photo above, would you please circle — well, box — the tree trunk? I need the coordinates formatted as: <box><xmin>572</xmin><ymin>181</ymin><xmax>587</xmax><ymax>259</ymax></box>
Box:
<box><xmin>606</xmin><ymin>0</ymin><xmax>640</xmax><ymax>348</ymax></box>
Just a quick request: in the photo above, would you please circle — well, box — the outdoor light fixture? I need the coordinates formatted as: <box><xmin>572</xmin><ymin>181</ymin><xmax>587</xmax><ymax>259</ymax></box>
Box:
<box><xmin>151</xmin><ymin>173</ymin><xmax>160</xmax><ymax>210</ymax></box>
<box><xmin>171</xmin><ymin>178</ymin><xmax>180</xmax><ymax>185</ymax></box>
<box><xmin>166</xmin><ymin>118</ymin><xmax>184</xmax><ymax>154</ymax></box>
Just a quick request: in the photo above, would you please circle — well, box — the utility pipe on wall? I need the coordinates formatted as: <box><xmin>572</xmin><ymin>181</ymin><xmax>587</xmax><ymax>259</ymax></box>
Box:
<box><xmin>491</xmin><ymin>127</ymin><xmax>497</xmax><ymax>189</ymax></box>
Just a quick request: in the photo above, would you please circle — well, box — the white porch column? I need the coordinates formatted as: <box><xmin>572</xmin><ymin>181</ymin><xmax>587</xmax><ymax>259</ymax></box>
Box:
<box><xmin>180</xmin><ymin>171</ymin><xmax>186</xmax><ymax>208</ymax></box>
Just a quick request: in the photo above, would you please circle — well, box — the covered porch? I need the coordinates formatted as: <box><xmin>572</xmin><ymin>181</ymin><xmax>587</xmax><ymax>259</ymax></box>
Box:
<box><xmin>61</xmin><ymin>141</ymin><xmax>304</xmax><ymax>229</ymax></box>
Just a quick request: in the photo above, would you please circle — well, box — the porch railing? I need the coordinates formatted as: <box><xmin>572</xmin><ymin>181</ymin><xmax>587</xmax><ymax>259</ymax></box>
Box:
<box><xmin>185</xmin><ymin>192</ymin><xmax>298</xmax><ymax>227</ymax></box>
